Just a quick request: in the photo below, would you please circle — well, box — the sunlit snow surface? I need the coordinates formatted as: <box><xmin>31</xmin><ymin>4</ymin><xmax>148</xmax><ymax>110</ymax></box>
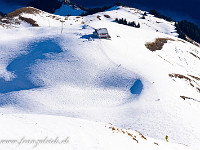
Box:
<box><xmin>0</xmin><ymin>6</ymin><xmax>200</xmax><ymax>149</ymax></box>
<box><xmin>0</xmin><ymin>114</ymin><xmax>194</xmax><ymax>150</ymax></box>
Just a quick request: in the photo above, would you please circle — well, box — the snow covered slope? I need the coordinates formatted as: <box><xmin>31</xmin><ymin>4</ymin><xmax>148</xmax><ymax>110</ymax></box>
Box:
<box><xmin>0</xmin><ymin>114</ymin><xmax>193</xmax><ymax>150</ymax></box>
<box><xmin>0</xmin><ymin>5</ymin><xmax>200</xmax><ymax>150</ymax></box>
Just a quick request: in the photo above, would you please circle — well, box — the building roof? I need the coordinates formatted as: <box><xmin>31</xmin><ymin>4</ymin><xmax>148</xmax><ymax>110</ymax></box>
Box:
<box><xmin>95</xmin><ymin>28</ymin><xmax>108</xmax><ymax>34</ymax></box>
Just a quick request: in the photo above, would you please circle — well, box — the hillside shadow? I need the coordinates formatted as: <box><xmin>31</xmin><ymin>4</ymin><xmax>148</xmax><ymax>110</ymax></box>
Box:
<box><xmin>99</xmin><ymin>71</ymin><xmax>143</xmax><ymax>96</ymax></box>
<box><xmin>0</xmin><ymin>38</ymin><xmax>62</xmax><ymax>94</ymax></box>
<box><xmin>80</xmin><ymin>33</ymin><xmax>98</xmax><ymax>40</ymax></box>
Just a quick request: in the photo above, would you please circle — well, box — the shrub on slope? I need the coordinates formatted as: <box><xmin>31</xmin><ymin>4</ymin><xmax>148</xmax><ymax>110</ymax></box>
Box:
<box><xmin>115</xmin><ymin>18</ymin><xmax>140</xmax><ymax>28</ymax></box>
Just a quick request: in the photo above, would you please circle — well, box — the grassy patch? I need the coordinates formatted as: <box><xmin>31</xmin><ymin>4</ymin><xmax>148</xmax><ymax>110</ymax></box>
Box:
<box><xmin>19</xmin><ymin>15</ymin><xmax>39</xmax><ymax>27</ymax></box>
<box><xmin>169</xmin><ymin>73</ymin><xmax>200</xmax><ymax>93</ymax></box>
<box><xmin>145</xmin><ymin>38</ymin><xmax>174</xmax><ymax>51</ymax></box>
<box><xmin>169</xmin><ymin>74</ymin><xmax>191</xmax><ymax>81</ymax></box>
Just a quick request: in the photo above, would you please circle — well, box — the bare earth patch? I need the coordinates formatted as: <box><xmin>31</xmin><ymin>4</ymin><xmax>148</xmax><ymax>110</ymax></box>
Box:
<box><xmin>145</xmin><ymin>38</ymin><xmax>174</xmax><ymax>51</ymax></box>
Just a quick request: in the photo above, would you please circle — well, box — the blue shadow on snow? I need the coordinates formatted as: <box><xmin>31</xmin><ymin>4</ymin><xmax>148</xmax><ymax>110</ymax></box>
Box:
<box><xmin>99</xmin><ymin>71</ymin><xmax>143</xmax><ymax>95</ymax></box>
<box><xmin>130</xmin><ymin>79</ymin><xmax>143</xmax><ymax>95</ymax></box>
<box><xmin>0</xmin><ymin>38</ymin><xmax>62</xmax><ymax>94</ymax></box>
<box><xmin>80</xmin><ymin>33</ymin><xmax>98</xmax><ymax>40</ymax></box>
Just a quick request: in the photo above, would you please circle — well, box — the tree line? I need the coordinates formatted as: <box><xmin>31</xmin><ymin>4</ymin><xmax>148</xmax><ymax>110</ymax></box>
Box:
<box><xmin>115</xmin><ymin>18</ymin><xmax>140</xmax><ymax>28</ymax></box>
<box><xmin>175</xmin><ymin>20</ymin><xmax>200</xmax><ymax>43</ymax></box>
<box><xmin>149</xmin><ymin>9</ymin><xmax>174</xmax><ymax>22</ymax></box>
